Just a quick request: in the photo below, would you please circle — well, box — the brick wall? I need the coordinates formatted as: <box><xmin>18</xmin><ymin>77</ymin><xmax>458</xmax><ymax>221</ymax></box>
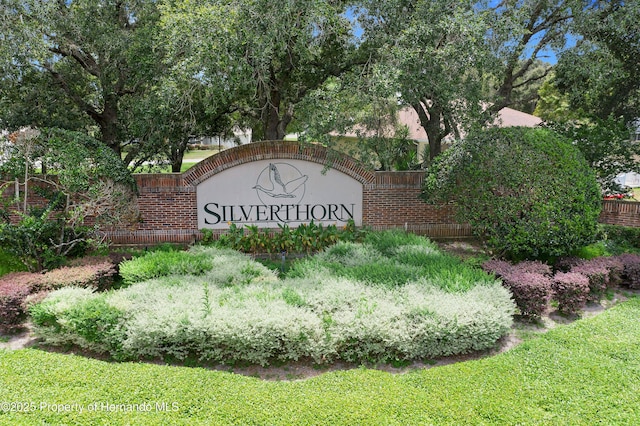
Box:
<box><xmin>363</xmin><ymin>172</ymin><xmax>470</xmax><ymax>237</ymax></box>
<box><xmin>107</xmin><ymin>141</ymin><xmax>471</xmax><ymax>245</ymax></box>
<box><xmin>4</xmin><ymin>141</ymin><xmax>639</xmax><ymax>246</ymax></box>
<box><xmin>600</xmin><ymin>200</ymin><xmax>640</xmax><ymax>228</ymax></box>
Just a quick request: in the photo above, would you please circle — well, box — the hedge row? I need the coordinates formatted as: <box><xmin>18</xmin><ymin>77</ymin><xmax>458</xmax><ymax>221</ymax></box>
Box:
<box><xmin>30</xmin><ymin>244</ymin><xmax>516</xmax><ymax>365</ymax></box>
<box><xmin>483</xmin><ymin>254</ymin><xmax>636</xmax><ymax>319</ymax></box>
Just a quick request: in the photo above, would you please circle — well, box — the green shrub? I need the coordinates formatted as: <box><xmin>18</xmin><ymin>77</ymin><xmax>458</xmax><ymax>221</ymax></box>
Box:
<box><xmin>0</xmin><ymin>212</ymin><xmax>79</xmax><ymax>271</ymax></box>
<box><xmin>0</xmin><ymin>129</ymin><xmax>137</xmax><ymax>272</ymax></box>
<box><xmin>119</xmin><ymin>248</ymin><xmax>214</xmax><ymax>285</ymax></box>
<box><xmin>601</xmin><ymin>224</ymin><xmax>640</xmax><ymax>254</ymax></box>
<box><xmin>30</xmin><ymin>245</ymin><xmax>515</xmax><ymax>366</ymax></box>
<box><xmin>64</xmin><ymin>297</ymin><xmax>126</xmax><ymax>346</ymax></box>
<box><xmin>548</xmin><ymin>117</ymin><xmax>640</xmax><ymax>195</ymax></box>
<box><xmin>30</xmin><ymin>287</ymin><xmax>128</xmax><ymax>353</ymax></box>
<box><xmin>32</xmin><ymin>277</ymin><xmax>514</xmax><ymax>365</ymax></box>
<box><xmin>422</xmin><ymin>127</ymin><xmax>601</xmax><ymax>260</ymax></box>
<box><xmin>0</xmin><ymin>249</ymin><xmax>27</xmax><ymax>277</ymax></box>
<box><xmin>291</xmin><ymin>232</ymin><xmax>493</xmax><ymax>292</ymax></box>
<box><xmin>573</xmin><ymin>242</ymin><xmax>611</xmax><ymax>260</ymax></box>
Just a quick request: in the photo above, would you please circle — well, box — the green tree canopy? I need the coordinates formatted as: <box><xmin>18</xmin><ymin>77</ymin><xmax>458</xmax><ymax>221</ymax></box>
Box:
<box><xmin>160</xmin><ymin>0</ymin><xmax>364</xmax><ymax>142</ymax></box>
<box><xmin>547</xmin><ymin>117</ymin><xmax>640</xmax><ymax>194</ymax></box>
<box><xmin>0</xmin><ymin>0</ymin><xmax>164</xmax><ymax>163</ymax></box>
<box><xmin>554</xmin><ymin>1</ymin><xmax>640</xmax><ymax>121</ymax></box>
<box><xmin>354</xmin><ymin>0</ymin><xmax>494</xmax><ymax>163</ymax></box>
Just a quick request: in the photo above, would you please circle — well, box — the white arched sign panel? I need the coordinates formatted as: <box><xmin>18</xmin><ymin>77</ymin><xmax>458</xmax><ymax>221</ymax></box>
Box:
<box><xmin>197</xmin><ymin>160</ymin><xmax>363</xmax><ymax>229</ymax></box>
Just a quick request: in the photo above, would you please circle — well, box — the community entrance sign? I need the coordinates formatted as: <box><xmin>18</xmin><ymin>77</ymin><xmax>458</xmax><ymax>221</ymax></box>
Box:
<box><xmin>197</xmin><ymin>159</ymin><xmax>363</xmax><ymax>229</ymax></box>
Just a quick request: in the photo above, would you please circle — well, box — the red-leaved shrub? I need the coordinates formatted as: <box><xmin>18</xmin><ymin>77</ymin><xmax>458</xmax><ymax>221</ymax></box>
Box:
<box><xmin>0</xmin><ymin>259</ymin><xmax>117</xmax><ymax>329</ymax></box>
<box><xmin>552</xmin><ymin>272</ymin><xmax>590</xmax><ymax>316</ymax></box>
<box><xmin>554</xmin><ymin>256</ymin><xmax>584</xmax><ymax>273</ymax></box>
<box><xmin>614</xmin><ymin>254</ymin><xmax>640</xmax><ymax>289</ymax></box>
<box><xmin>501</xmin><ymin>271</ymin><xmax>552</xmax><ymax>320</ymax></box>
<box><xmin>571</xmin><ymin>261</ymin><xmax>609</xmax><ymax>302</ymax></box>
<box><xmin>40</xmin><ymin>261</ymin><xmax>117</xmax><ymax>291</ymax></box>
<box><xmin>0</xmin><ymin>272</ymin><xmax>44</xmax><ymax>291</ymax></box>
<box><xmin>482</xmin><ymin>259</ymin><xmax>513</xmax><ymax>278</ymax></box>
<box><xmin>0</xmin><ymin>279</ymin><xmax>32</xmax><ymax>331</ymax></box>
<box><xmin>590</xmin><ymin>256</ymin><xmax>625</xmax><ymax>287</ymax></box>
<box><xmin>514</xmin><ymin>260</ymin><xmax>553</xmax><ymax>276</ymax></box>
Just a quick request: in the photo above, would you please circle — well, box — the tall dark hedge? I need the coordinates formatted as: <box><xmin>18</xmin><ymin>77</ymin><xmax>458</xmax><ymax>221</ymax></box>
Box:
<box><xmin>421</xmin><ymin>127</ymin><xmax>601</xmax><ymax>259</ymax></box>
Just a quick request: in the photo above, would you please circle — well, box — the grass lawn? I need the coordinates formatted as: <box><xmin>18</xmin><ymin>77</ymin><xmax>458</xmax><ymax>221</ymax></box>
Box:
<box><xmin>137</xmin><ymin>163</ymin><xmax>195</xmax><ymax>173</ymax></box>
<box><xmin>182</xmin><ymin>148</ymin><xmax>220</xmax><ymax>161</ymax></box>
<box><xmin>1</xmin><ymin>297</ymin><xmax>638</xmax><ymax>425</ymax></box>
<box><xmin>128</xmin><ymin>149</ymin><xmax>219</xmax><ymax>173</ymax></box>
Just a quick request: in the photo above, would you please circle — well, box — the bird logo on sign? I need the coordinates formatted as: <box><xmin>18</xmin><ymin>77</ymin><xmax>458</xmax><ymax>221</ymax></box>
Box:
<box><xmin>253</xmin><ymin>163</ymin><xmax>308</xmax><ymax>201</ymax></box>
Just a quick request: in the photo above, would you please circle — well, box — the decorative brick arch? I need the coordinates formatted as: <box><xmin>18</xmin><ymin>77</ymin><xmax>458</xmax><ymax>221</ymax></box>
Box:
<box><xmin>182</xmin><ymin>140</ymin><xmax>375</xmax><ymax>187</ymax></box>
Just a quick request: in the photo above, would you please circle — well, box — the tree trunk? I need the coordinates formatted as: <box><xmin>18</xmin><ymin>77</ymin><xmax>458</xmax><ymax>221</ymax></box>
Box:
<box><xmin>261</xmin><ymin>89</ymin><xmax>293</xmax><ymax>141</ymax></box>
<box><xmin>95</xmin><ymin>104</ymin><xmax>121</xmax><ymax>156</ymax></box>
<box><xmin>171</xmin><ymin>159</ymin><xmax>183</xmax><ymax>173</ymax></box>
<box><xmin>263</xmin><ymin>87</ymin><xmax>285</xmax><ymax>140</ymax></box>
<box><xmin>412</xmin><ymin>102</ymin><xmax>445</xmax><ymax>164</ymax></box>
<box><xmin>170</xmin><ymin>139</ymin><xmax>188</xmax><ymax>173</ymax></box>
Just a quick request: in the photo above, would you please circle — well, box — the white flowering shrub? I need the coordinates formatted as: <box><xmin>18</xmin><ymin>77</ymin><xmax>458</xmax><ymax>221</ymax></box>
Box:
<box><xmin>30</xmin><ymin>238</ymin><xmax>516</xmax><ymax>365</ymax></box>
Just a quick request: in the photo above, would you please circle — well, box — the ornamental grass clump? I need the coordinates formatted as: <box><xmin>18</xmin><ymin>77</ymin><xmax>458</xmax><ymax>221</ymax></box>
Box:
<box><xmin>552</xmin><ymin>272</ymin><xmax>590</xmax><ymax>316</ymax></box>
<box><xmin>293</xmin><ymin>231</ymin><xmax>492</xmax><ymax>292</ymax></box>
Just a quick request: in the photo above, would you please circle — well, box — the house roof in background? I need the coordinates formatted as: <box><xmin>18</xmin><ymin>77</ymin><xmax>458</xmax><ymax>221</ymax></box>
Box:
<box><xmin>333</xmin><ymin>106</ymin><xmax>543</xmax><ymax>142</ymax></box>
<box><xmin>398</xmin><ymin>107</ymin><xmax>542</xmax><ymax>142</ymax></box>
<box><xmin>494</xmin><ymin>107</ymin><xmax>543</xmax><ymax>128</ymax></box>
